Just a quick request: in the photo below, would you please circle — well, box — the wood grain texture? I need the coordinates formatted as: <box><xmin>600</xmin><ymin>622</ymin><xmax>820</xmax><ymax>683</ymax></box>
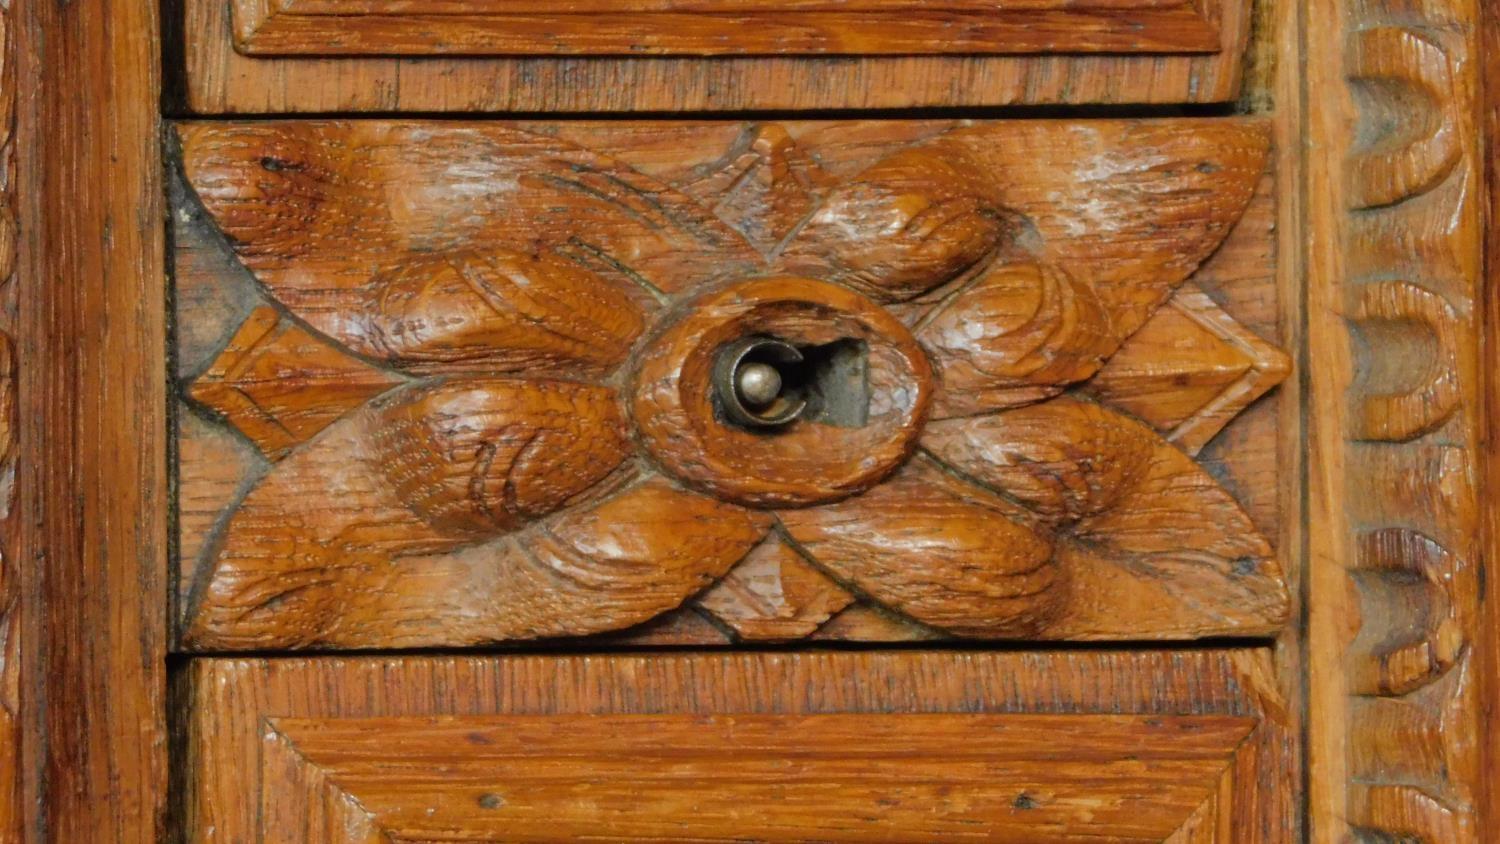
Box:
<box><xmin>1482</xmin><ymin>1</ymin><xmax>1500</xmax><ymax>834</ymax></box>
<box><xmin>174</xmin><ymin>118</ymin><xmax>1291</xmax><ymax>652</ymax></box>
<box><xmin>175</xmin><ymin>649</ymin><xmax>1295</xmax><ymax>842</ymax></box>
<box><xmin>0</xmin><ymin>3</ymin><xmax>16</xmax><ymax>839</ymax></box>
<box><xmin>181</xmin><ymin>0</ymin><xmax>1251</xmax><ymax>112</ymax></box>
<box><xmin>1304</xmin><ymin>0</ymin><xmax>1488</xmax><ymax>838</ymax></box>
<box><xmin>230</xmin><ymin>0</ymin><xmax>1224</xmax><ymax>56</ymax></box>
<box><xmin>16</xmin><ymin>0</ymin><xmax>168</xmax><ymax>839</ymax></box>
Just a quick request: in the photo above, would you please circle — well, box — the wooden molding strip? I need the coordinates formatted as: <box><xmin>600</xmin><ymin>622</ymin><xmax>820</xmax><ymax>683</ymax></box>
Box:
<box><xmin>0</xmin><ymin>1</ymin><xmax>17</xmax><ymax>839</ymax></box>
<box><xmin>184</xmin><ymin>0</ymin><xmax>1252</xmax><ymax>111</ymax></box>
<box><xmin>15</xmin><ymin>0</ymin><xmax>169</xmax><ymax>840</ymax></box>
<box><xmin>1305</xmin><ymin>0</ymin><xmax>1489</xmax><ymax>839</ymax></box>
<box><xmin>231</xmin><ymin>0</ymin><xmax>1223</xmax><ymax>56</ymax></box>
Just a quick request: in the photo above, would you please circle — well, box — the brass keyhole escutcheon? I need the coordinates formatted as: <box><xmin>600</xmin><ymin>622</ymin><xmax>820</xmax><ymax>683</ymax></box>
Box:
<box><xmin>713</xmin><ymin>336</ymin><xmax>807</xmax><ymax>429</ymax></box>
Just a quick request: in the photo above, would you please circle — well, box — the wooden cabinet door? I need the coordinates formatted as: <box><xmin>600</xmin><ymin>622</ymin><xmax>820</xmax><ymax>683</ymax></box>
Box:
<box><xmin>4</xmin><ymin>0</ymin><xmax>1498</xmax><ymax>841</ymax></box>
<box><xmin>163</xmin><ymin>117</ymin><xmax>1297</xmax><ymax>841</ymax></box>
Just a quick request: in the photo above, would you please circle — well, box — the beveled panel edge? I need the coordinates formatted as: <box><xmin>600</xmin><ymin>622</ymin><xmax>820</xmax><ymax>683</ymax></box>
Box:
<box><xmin>232</xmin><ymin>0</ymin><xmax>1222</xmax><ymax>57</ymax></box>
<box><xmin>174</xmin><ymin>648</ymin><xmax>1294</xmax><ymax>843</ymax></box>
<box><xmin>179</xmin><ymin>0</ymin><xmax>1252</xmax><ymax>112</ymax></box>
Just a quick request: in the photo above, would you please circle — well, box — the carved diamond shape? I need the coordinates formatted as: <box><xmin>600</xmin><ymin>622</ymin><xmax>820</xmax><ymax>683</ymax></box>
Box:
<box><xmin>695</xmin><ymin>536</ymin><xmax>855</xmax><ymax>641</ymax></box>
<box><xmin>187</xmin><ymin>306</ymin><xmax>404</xmax><ymax>460</ymax></box>
<box><xmin>683</xmin><ymin>124</ymin><xmax>832</xmax><ymax>254</ymax></box>
<box><xmin>1083</xmin><ymin>284</ymin><xmax>1291</xmax><ymax>455</ymax></box>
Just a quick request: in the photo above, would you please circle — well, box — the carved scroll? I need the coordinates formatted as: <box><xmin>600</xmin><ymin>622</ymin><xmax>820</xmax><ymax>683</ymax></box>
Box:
<box><xmin>1306</xmin><ymin>0</ymin><xmax>1487</xmax><ymax>837</ymax></box>
<box><xmin>172</xmin><ymin>119</ymin><xmax>1290</xmax><ymax>652</ymax></box>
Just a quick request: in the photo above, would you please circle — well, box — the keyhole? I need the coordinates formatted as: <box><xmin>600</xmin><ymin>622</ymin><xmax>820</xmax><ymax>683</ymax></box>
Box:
<box><xmin>714</xmin><ymin>336</ymin><xmax>807</xmax><ymax>428</ymax></box>
<box><xmin>713</xmin><ymin>335</ymin><xmax>871</xmax><ymax>431</ymax></box>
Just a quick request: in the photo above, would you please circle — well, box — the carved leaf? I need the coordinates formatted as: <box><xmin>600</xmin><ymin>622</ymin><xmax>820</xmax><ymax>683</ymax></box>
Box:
<box><xmin>923</xmin><ymin>396</ymin><xmax>1289</xmax><ymax>638</ymax></box>
<box><xmin>777</xmin><ymin>457</ymin><xmax>1060</xmax><ymax>637</ymax></box>
<box><xmin>186</xmin><ymin>306</ymin><xmax>405</xmax><ymax>459</ymax></box>
<box><xmin>347</xmin><ymin>249</ymin><xmax>648</xmax><ymax>377</ymax></box>
<box><xmin>935</xmin><ymin>120</ymin><xmax>1271</xmax><ymax>341</ymax></box>
<box><xmin>177</xmin><ymin>122</ymin><xmax>763</xmax><ymax>337</ymax></box>
<box><xmin>520</xmin><ymin>476</ymin><xmax>774</xmax><ymax>637</ymax></box>
<box><xmin>917</xmin><ymin>262</ymin><xmax>1117</xmax><ymax>418</ymax></box>
<box><xmin>185</xmin><ymin>473</ymin><xmax>768</xmax><ymax>650</ymax></box>
<box><xmin>779</xmin><ymin>144</ymin><xmax>1008</xmax><ymax>302</ymax></box>
<box><xmin>183</xmin><ymin>377</ymin><xmax>634</xmax><ymax>649</ymax></box>
<box><xmin>1083</xmin><ymin>284</ymin><xmax>1291</xmax><ymax>454</ymax></box>
<box><xmin>364</xmin><ymin>378</ymin><xmax>633</xmax><ymax>535</ymax></box>
<box><xmin>694</xmin><ymin>535</ymin><xmax>855</xmax><ymax>641</ymax></box>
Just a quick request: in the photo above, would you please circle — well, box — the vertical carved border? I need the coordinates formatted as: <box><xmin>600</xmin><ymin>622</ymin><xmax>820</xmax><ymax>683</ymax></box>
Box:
<box><xmin>1307</xmin><ymin>0</ymin><xmax>1487</xmax><ymax>839</ymax></box>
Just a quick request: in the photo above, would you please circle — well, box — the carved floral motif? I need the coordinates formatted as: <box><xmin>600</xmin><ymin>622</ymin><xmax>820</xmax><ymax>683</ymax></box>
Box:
<box><xmin>175</xmin><ymin>120</ymin><xmax>1290</xmax><ymax>649</ymax></box>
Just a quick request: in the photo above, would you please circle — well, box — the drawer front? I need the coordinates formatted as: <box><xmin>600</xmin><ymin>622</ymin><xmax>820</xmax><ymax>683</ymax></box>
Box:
<box><xmin>171</xmin><ymin>118</ymin><xmax>1291</xmax><ymax>653</ymax></box>
<box><xmin>177</xmin><ymin>649</ymin><xmax>1293</xmax><ymax>842</ymax></box>
<box><xmin>181</xmin><ymin>0</ymin><xmax>1254</xmax><ymax>112</ymax></box>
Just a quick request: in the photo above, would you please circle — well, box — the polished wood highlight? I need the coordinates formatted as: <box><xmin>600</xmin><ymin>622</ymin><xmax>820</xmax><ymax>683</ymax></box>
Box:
<box><xmin>231</xmin><ymin>0</ymin><xmax>1226</xmax><ymax>56</ymax></box>
<box><xmin>175</xmin><ymin>649</ymin><xmax>1294</xmax><ymax>842</ymax></box>
<box><xmin>171</xmin><ymin>119</ymin><xmax>1290</xmax><ymax>652</ymax></box>
<box><xmin>1304</xmin><ymin>0</ymin><xmax>1488</xmax><ymax>838</ymax></box>
<box><xmin>181</xmin><ymin>0</ymin><xmax>1252</xmax><ymax>112</ymax></box>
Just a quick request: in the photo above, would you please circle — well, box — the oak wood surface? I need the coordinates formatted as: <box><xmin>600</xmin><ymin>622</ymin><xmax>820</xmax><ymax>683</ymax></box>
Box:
<box><xmin>170</xmin><ymin>118</ymin><xmax>1292</xmax><ymax>652</ymax></box>
<box><xmin>0</xmin><ymin>3</ymin><xmax>16</xmax><ymax>840</ymax></box>
<box><xmin>230</xmin><ymin>0</ymin><xmax>1224</xmax><ymax>56</ymax></box>
<box><xmin>176</xmin><ymin>649</ymin><xmax>1294</xmax><ymax>843</ymax></box>
<box><xmin>1484</xmin><ymin>2</ymin><xmax>1500</xmax><ymax>835</ymax></box>
<box><xmin>1303</xmin><ymin>0</ymin><xmax>1489</xmax><ymax>839</ymax></box>
<box><xmin>179</xmin><ymin>0</ymin><xmax>1251</xmax><ymax>112</ymax></box>
<box><xmin>15</xmin><ymin>0</ymin><xmax>169</xmax><ymax>841</ymax></box>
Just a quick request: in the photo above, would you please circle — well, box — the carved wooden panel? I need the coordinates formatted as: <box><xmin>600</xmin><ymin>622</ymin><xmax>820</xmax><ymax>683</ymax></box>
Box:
<box><xmin>182</xmin><ymin>0</ymin><xmax>1253</xmax><ymax>112</ymax></box>
<box><xmin>1304</xmin><ymin>0</ymin><xmax>1491</xmax><ymax>838</ymax></box>
<box><xmin>175</xmin><ymin>649</ymin><xmax>1295</xmax><ymax>842</ymax></box>
<box><xmin>171</xmin><ymin>118</ymin><xmax>1291</xmax><ymax>652</ymax></box>
<box><xmin>231</xmin><ymin>0</ymin><xmax>1229</xmax><ymax>56</ymax></box>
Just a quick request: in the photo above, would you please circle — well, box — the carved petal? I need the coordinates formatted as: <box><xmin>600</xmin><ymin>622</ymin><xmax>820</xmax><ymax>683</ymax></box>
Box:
<box><xmin>779</xmin><ymin>144</ymin><xmax>1009</xmax><ymax>302</ymax></box>
<box><xmin>516</xmin><ymin>476</ymin><xmax>774</xmax><ymax>638</ymax></box>
<box><xmin>348</xmin><ymin>249</ymin><xmax>647</xmax><ymax>377</ymax></box>
<box><xmin>923</xmin><ymin>396</ymin><xmax>1289</xmax><ymax>638</ymax></box>
<box><xmin>936</xmin><ymin>119</ymin><xmax>1269</xmax><ymax>339</ymax></box>
<box><xmin>184</xmin><ymin>474</ymin><xmax>769</xmax><ymax>650</ymax></box>
<box><xmin>177</xmin><ymin>122</ymin><xmax>762</xmax><ymax>332</ymax></box>
<box><xmin>364</xmin><ymin>379</ymin><xmax>633</xmax><ymax>534</ymax></box>
<box><xmin>352</xmin><ymin>476</ymin><xmax>770</xmax><ymax>647</ymax></box>
<box><xmin>917</xmin><ymin>262</ymin><xmax>1117</xmax><ymax>418</ymax></box>
<box><xmin>777</xmin><ymin>458</ymin><xmax>1060</xmax><ymax>637</ymax></box>
<box><xmin>182</xmin><ymin>377</ymin><xmax>632</xmax><ymax>650</ymax></box>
